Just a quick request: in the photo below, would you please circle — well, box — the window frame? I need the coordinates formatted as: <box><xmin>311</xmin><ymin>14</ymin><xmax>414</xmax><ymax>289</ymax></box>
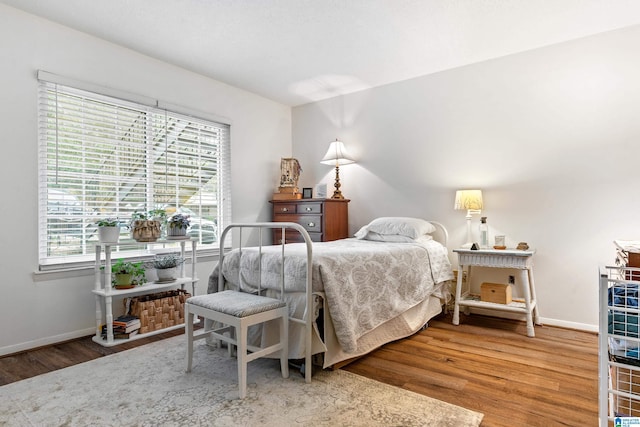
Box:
<box><xmin>36</xmin><ymin>72</ymin><xmax>231</xmax><ymax>271</ymax></box>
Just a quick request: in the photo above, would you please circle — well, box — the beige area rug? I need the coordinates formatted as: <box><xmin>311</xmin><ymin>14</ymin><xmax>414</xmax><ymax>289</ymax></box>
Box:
<box><xmin>0</xmin><ymin>336</ymin><xmax>483</xmax><ymax>426</ymax></box>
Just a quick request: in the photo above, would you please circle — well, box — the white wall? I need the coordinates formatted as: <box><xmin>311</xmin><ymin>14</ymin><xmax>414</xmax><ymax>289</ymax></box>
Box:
<box><xmin>0</xmin><ymin>5</ymin><xmax>291</xmax><ymax>355</ymax></box>
<box><xmin>292</xmin><ymin>24</ymin><xmax>640</xmax><ymax>331</ymax></box>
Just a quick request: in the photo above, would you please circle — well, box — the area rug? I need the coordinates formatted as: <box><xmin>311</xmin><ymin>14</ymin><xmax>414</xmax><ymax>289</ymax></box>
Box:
<box><xmin>0</xmin><ymin>336</ymin><xmax>483</xmax><ymax>426</ymax></box>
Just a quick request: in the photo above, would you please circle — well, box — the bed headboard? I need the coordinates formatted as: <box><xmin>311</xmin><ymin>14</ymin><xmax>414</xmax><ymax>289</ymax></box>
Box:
<box><xmin>429</xmin><ymin>221</ymin><xmax>448</xmax><ymax>248</ymax></box>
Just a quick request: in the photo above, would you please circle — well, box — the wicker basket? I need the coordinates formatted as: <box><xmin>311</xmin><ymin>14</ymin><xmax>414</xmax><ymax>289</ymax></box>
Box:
<box><xmin>126</xmin><ymin>289</ymin><xmax>191</xmax><ymax>334</ymax></box>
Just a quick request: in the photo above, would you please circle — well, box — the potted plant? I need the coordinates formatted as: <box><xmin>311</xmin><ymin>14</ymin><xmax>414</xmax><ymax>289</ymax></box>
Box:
<box><xmin>96</xmin><ymin>218</ymin><xmax>123</xmax><ymax>243</ymax></box>
<box><xmin>109</xmin><ymin>258</ymin><xmax>146</xmax><ymax>289</ymax></box>
<box><xmin>166</xmin><ymin>213</ymin><xmax>190</xmax><ymax>239</ymax></box>
<box><xmin>130</xmin><ymin>209</ymin><xmax>166</xmax><ymax>242</ymax></box>
<box><xmin>152</xmin><ymin>254</ymin><xmax>184</xmax><ymax>282</ymax></box>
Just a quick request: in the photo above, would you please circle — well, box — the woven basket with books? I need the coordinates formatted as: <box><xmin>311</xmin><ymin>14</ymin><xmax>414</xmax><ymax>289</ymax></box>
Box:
<box><xmin>125</xmin><ymin>289</ymin><xmax>191</xmax><ymax>334</ymax></box>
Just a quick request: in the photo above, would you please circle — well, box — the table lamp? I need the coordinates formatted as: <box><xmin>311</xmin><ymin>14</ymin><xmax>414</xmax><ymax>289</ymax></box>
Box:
<box><xmin>320</xmin><ymin>139</ymin><xmax>354</xmax><ymax>199</ymax></box>
<box><xmin>454</xmin><ymin>189</ymin><xmax>483</xmax><ymax>248</ymax></box>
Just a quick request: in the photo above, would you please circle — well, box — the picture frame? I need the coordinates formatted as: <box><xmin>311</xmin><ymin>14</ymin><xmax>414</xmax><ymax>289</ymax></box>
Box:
<box><xmin>315</xmin><ymin>184</ymin><xmax>327</xmax><ymax>199</ymax></box>
<box><xmin>302</xmin><ymin>187</ymin><xmax>313</xmax><ymax>199</ymax></box>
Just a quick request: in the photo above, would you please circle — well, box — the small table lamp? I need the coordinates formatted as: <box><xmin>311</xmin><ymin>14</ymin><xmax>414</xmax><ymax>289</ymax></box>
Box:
<box><xmin>454</xmin><ymin>189</ymin><xmax>483</xmax><ymax>248</ymax></box>
<box><xmin>321</xmin><ymin>139</ymin><xmax>354</xmax><ymax>199</ymax></box>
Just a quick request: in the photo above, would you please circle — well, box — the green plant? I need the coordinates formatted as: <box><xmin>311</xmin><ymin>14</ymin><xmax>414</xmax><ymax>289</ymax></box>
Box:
<box><xmin>109</xmin><ymin>259</ymin><xmax>146</xmax><ymax>286</ymax></box>
<box><xmin>152</xmin><ymin>254</ymin><xmax>184</xmax><ymax>269</ymax></box>
<box><xmin>130</xmin><ymin>209</ymin><xmax>167</xmax><ymax>227</ymax></box>
<box><xmin>96</xmin><ymin>218</ymin><xmax>122</xmax><ymax>227</ymax></box>
<box><xmin>168</xmin><ymin>213</ymin><xmax>190</xmax><ymax>229</ymax></box>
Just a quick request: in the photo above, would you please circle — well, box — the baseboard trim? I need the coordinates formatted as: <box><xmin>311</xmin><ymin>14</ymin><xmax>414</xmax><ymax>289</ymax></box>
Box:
<box><xmin>0</xmin><ymin>327</ymin><xmax>95</xmax><ymax>357</ymax></box>
<box><xmin>468</xmin><ymin>308</ymin><xmax>598</xmax><ymax>333</ymax></box>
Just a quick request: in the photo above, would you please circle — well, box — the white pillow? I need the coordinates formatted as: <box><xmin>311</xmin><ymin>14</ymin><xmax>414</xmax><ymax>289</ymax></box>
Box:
<box><xmin>354</xmin><ymin>217</ymin><xmax>436</xmax><ymax>240</ymax></box>
<box><xmin>356</xmin><ymin>231</ymin><xmax>415</xmax><ymax>243</ymax></box>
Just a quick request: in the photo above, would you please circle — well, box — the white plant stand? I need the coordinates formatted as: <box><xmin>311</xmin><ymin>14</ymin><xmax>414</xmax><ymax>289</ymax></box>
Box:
<box><xmin>92</xmin><ymin>238</ymin><xmax>198</xmax><ymax>347</ymax></box>
<box><xmin>452</xmin><ymin>248</ymin><xmax>540</xmax><ymax>337</ymax></box>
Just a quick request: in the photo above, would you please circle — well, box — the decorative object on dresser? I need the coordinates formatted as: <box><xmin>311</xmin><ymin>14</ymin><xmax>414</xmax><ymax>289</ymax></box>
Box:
<box><xmin>270</xmin><ymin>198</ymin><xmax>349</xmax><ymax>244</ymax></box>
<box><xmin>273</xmin><ymin>157</ymin><xmax>302</xmax><ymax>200</ymax></box>
<box><xmin>454</xmin><ymin>189</ymin><xmax>483</xmax><ymax>248</ymax></box>
<box><xmin>320</xmin><ymin>139</ymin><xmax>355</xmax><ymax>199</ymax></box>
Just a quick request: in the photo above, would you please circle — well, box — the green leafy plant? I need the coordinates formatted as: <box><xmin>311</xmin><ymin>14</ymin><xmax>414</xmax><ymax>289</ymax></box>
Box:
<box><xmin>152</xmin><ymin>254</ymin><xmax>184</xmax><ymax>269</ymax></box>
<box><xmin>129</xmin><ymin>209</ymin><xmax>167</xmax><ymax>226</ymax></box>
<box><xmin>96</xmin><ymin>218</ymin><xmax>123</xmax><ymax>227</ymax></box>
<box><xmin>109</xmin><ymin>258</ymin><xmax>146</xmax><ymax>286</ymax></box>
<box><xmin>168</xmin><ymin>213</ymin><xmax>190</xmax><ymax>229</ymax></box>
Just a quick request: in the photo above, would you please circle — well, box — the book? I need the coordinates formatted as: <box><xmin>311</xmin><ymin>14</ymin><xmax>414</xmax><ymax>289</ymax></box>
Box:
<box><xmin>113</xmin><ymin>315</ymin><xmax>140</xmax><ymax>325</ymax></box>
<box><xmin>101</xmin><ymin>323</ymin><xmax>140</xmax><ymax>334</ymax></box>
<box><xmin>102</xmin><ymin>329</ymin><xmax>139</xmax><ymax>340</ymax></box>
<box><xmin>112</xmin><ymin>315</ymin><xmax>141</xmax><ymax>331</ymax></box>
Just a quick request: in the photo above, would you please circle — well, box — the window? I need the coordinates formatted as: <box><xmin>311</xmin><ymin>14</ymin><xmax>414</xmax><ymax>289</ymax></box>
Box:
<box><xmin>37</xmin><ymin>76</ymin><xmax>231</xmax><ymax>268</ymax></box>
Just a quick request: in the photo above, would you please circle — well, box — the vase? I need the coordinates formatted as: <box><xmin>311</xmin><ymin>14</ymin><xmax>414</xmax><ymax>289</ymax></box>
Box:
<box><xmin>114</xmin><ymin>273</ymin><xmax>134</xmax><ymax>289</ymax></box>
<box><xmin>156</xmin><ymin>267</ymin><xmax>178</xmax><ymax>282</ymax></box>
<box><xmin>167</xmin><ymin>225</ymin><xmax>187</xmax><ymax>238</ymax></box>
<box><xmin>131</xmin><ymin>220</ymin><xmax>161</xmax><ymax>242</ymax></box>
<box><xmin>98</xmin><ymin>226</ymin><xmax>120</xmax><ymax>244</ymax></box>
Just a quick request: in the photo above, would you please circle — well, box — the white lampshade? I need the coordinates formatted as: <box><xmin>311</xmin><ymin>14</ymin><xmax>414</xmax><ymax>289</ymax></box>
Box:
<box><xmin>320</xmin><ymin>139</ymin><xmax>355</xmax><ymax>166</ymax></box>
<box><xmin>454</xmin><ymin>190</ymin><xmax>483</xmax><ymax>211</ymax></box>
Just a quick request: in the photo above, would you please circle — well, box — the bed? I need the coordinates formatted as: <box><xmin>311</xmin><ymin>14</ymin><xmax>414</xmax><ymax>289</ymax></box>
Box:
<box><xmin>206</xmin><ymin>217</ymin><xmax>454</xmax><ymax>373</ymax></box>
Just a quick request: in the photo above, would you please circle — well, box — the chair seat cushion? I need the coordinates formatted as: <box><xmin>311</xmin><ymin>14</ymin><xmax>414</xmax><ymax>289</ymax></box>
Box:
<box><xmin>187</xmin><ymin>290</ymin><xmax>286</xmax><ymax>318</ymax></box>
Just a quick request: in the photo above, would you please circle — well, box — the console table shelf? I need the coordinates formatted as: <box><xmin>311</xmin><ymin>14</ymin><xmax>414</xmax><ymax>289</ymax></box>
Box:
<box><xmin>92</xmin><ymin>239</ymin><xmax>198</xmax><ymax>346</ymax></box>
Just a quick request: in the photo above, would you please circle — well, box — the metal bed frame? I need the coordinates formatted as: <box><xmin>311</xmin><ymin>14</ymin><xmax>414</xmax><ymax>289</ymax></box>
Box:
<box><xmin>217</xmin><ymin>222</ymin><xmax>314</xmax><ymax>383</ymax></box>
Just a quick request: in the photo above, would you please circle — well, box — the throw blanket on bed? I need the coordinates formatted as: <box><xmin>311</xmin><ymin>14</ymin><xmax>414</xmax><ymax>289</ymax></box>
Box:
<box><xmin>209</xmin><ymin>237</ymin><xmax>453</xmax><ymax>353</ymax></box>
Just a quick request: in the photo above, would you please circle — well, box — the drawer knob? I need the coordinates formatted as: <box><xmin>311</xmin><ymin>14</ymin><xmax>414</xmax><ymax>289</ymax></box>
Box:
<box><xmin>308</xmin><ymin>222</ymin><xmax>315</xmax><ymax>227</ymax></box>
<box><xmin>281</xmin><ymin>207</ymin><xmax>288</xmax><ymax>212</ymax></box>
<box><xmin>305</xmin><ymin>207</ymin><xmax>312</xmax><ymax>211</ymax></box>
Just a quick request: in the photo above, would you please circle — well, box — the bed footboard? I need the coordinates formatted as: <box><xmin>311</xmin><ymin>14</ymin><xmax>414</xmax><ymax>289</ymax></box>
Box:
<box><xmin>218</xmin><ymin>222</ymin><xmax>314</xmax><ymax>383</ymax></box>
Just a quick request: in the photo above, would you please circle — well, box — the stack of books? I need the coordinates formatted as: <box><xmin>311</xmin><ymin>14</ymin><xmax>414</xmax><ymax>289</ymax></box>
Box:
<box><xmin>101</xmin><ymin>315</ymin><xmax>141</xmax><ymax>339</ymax></box>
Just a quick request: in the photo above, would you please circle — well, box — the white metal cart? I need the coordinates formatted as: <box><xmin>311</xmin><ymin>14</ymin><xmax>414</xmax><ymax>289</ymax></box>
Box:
<box><xmin>599</xmin><ymin>266</ymin><xmax>640</xmax><ymax>426</ymax></box>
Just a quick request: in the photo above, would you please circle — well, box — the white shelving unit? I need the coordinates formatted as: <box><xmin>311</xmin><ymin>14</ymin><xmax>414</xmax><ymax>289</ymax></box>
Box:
<box><xmin>92</xmin><ymin>238</ymin><xmax>198</xmax><ymax>347</ymax></box>
<box><xmin>452</xmin><ymin>248</ymin><xmax>540</xmax><ymax>337</ymax></box>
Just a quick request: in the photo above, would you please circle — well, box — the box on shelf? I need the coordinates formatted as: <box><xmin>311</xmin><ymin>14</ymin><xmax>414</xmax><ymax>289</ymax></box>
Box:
<box><xmin>126</xmin><ymin>289</ymin><xmax>191</xmax><ymax>334</ymax></box>
<box><xmin>480</xmin><ymin>282</ymin><xmax>512</xmax><ymax>304</ymax></box>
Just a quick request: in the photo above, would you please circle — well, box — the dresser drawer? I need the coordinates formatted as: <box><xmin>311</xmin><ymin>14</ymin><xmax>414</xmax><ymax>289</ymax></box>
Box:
<box><xmin>272</xmin><ymin>203</ymin><xmax>296</xmax><ymax>214</ymax></box>
<box><xmin>272</xmin><ymin>214</ymin><xmax>321</xmax><ymax>233</ymax></box>
<box><xmin>297</xmin><ymin>215</ymin><xmax>321</xmax><ymax>233</ymax></box>
<box><xmin>272</xmin><ymin>230</ymin><xmax>322</xmax><ymax>244</ymax></box>
<box><xmin>296</xmin><ymin>202</ymin><xmax>322</xmax><ymax>214</ymax></box>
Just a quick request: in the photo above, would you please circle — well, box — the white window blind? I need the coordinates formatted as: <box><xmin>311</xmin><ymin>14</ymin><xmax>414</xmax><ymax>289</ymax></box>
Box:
<box><xmin>37</xmin><ymin>78</ymin><xmax>231</xmax><ymax>268</ymax></box>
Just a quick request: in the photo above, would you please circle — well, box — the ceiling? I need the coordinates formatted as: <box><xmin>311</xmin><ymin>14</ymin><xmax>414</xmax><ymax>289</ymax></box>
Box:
<box><xmin>4</xmin><ymin>0</ymin><xmax>640</xmax><ymax>106</ymax></box>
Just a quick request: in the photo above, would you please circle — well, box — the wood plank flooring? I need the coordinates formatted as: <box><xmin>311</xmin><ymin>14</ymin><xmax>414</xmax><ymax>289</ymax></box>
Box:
<box><xmin>0</xmin><ymin>314</ymin><xmax>598</xmax><ymax>426</ymax></box>
<box><xmin>344</xmin><ymin>314</ymin><xmax>599</xmax><ymax>427</ymax></box>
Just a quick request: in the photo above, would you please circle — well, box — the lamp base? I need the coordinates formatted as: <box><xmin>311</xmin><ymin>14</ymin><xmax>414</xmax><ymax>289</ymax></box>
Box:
<box><xmin>331</xmin><ymin>165</ymin><xmax>346</xmax><ymax>199</ymax></box>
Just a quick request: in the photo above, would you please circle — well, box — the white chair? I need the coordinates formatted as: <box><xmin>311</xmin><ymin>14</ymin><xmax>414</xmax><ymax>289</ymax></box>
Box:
<box><xmin>185</xmin><ymin>224</ymin><xmax>302</xmax><ymax>399</ymax></box>
<box><xmin>184</xmin><ymin>291</ymin><xmax>289</xmax><ymax>398</ymax></box>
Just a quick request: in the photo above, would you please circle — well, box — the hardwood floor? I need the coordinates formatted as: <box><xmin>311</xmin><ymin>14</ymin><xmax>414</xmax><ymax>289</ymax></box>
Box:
<box><xmin>344</xmin><ymin>314</ymin><xmax>599</xmax><ymax>427</ymax></box>
<box><xmin>0</xmin><ymin>314</ymin><xmax>598</xmax><ymax>426</ymax></box>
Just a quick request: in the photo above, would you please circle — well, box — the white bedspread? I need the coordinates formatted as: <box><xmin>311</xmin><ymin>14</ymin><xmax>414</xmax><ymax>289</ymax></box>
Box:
<box><xmin>210</xmin><ymin>237</ymin><xmax>453</xmax><ymax>354</ymax></box>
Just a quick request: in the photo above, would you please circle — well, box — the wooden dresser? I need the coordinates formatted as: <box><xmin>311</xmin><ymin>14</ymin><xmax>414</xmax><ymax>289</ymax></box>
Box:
<box><xmin>270</xmin><ymin>199</ymin><xmax>350</xmax><ymax>244</ymax></box>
